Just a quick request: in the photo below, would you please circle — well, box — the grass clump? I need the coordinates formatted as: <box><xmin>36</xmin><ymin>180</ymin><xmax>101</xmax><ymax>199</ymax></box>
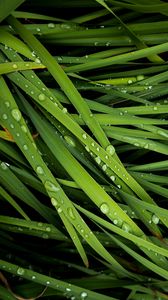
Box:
<box><xmin>0</xmin><ymin>0</ymin><xmax>168</xmax><ymax>299</ymax></box>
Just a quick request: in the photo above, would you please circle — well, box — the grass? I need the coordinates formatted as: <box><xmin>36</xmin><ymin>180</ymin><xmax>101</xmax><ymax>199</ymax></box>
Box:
<box><xmin>0</xmin><ymin>0</ymin><xmax>168</xmax><ymax>299</ymax></box>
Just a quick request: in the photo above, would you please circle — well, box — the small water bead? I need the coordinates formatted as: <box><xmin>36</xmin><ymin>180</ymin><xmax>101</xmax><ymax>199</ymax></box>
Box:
<box><xmin>152</xmin><ymin>214</ymin><xmax>159</xmax><ymax>224</ymax></box>
<box><xmin>11</xmin><ymin>109</ymin><xmax>21</xmax><ymax>122</ymax></box>
<box><xmin>36</xmin><ymin>166</ymin><xmax>44</xmax><ymax>175</ymax></box>
<box><xmin>17</xmin><ymin>267</ymin><xmax>25</xmax><ymax>275</ymax></box>
<box><xmin>102</xmin><ymin>164</ymin><xmax>107</xmax><ymax>171</ymax></box>
<box><xmin>85</xmin><ymin>145</ymin><xmax>90</xmax><ymax>152</ymax></box>
<box><xmin>35</xmin><ymin>58</ymin><xmax>41</xmax><ymax>64</ymax></box>
<box><xmin>30</xmin><ymin>91</ymin><xmax>34</xmax><ymax>95</ymax></box>
<box><xmin>16</xmin><ymin>133</ymin><xmax>20</xmax><ymax>137</ymax></box>
<box><xmin>82</xmin><ymin>133</ymin><xmax>87</xmax><ymax>139</ymax></box>
<box><xmin>21</xmin><ymin>125</ymin><xmax>27</xmax><ymax>133</ymax></box>
<box><xmin>67</xmin><ymin>207</ymin><xmax>76</xmax><ymax>220</ymax></box>
<box><xmin>36</xmin><ymin>27</ymin><xmax>41</xmax><ymax>32</ymax></box>
<box><xmin>117</xmin><ymin>185</ymin><xmax>121</xmax><ymax>189</ymax></box>
<box><xmin>2</xmin><ymin>113</ymin><xmax>8</xmax><ymax>120</ymax></box>
<box><xmin>51</xmin><ymin>197</ymin><xmax>58</xmax><ymax>207</ymax></box>
<box><xmin>110</xmin><ymin>175</ymin><xmax>115</xmax><ymax>181</ymax></box>
<box><xmin>122</xmin><ymin>222</ymin><xmax>132</xmax><ymax>233</ymax></box>
<box><xmin>100</xmin><ymin>203</ymin><xmax>110</xmax><ymax>214</ymax></box>
<box><xmin>95</xmin><ymin>156</ymin><xmax>101</xmax><ymax>164</ymax></box>
<box><xmin>46</xmin><ymin>227</ymin><xmax>51</xmax><ymax>232</ymax></box>
<box><xmin>157</xmin><ymin>130</ymin><xmax>168</xmax><ymax>138</ymax></box>
<box><xmin>5</xmin><ymin>101</ymin><xmax>10</xmax><ymax>107</ymax></box>
<box><xmin>12</xmin><ymin>64</ymin><xmax>18</xmax><ymax>69</ymax></box>
<box><xmin>106</xmin><ymin>145</ymin><xmax>115</xmax><ymax>155</ymax></box>
<box><xmin>45</xmin><ymin>180</ymin><xmax>60</xmax><ymax>192</ymax></box>
<box><xmin>48</xmin><ymin>23</ymin><xmax>55</xmax><ymax>28</ymax></box>
<box><xmin>38</xmin><ymin>93</ymin><xmax>45</xmax><ymax>101</ymax></box>
<box><xmin>94</xmin><ymin>42</ymin><xmax>98</xmax><ymax>46</ymax></box>
<box><xmin>64</xmin><ymin>135</ymin><xmax>76</xmax><ymax>147</ymax></box>
<box><xmin>137</xmin><ymin>75</ymin><xmax>144</xmax><ymax>81</ymax></box>
<box><xmin>81</xmin><ymin>292</ymin><xmax>88</xmax><ymax>299</ymax></box>
<box><xmin>128</xmin><ymin>80</ymin><xmax>132</xmax><ymax>84</ymax></box>
<box><xmin>1</xmin><ymin>162</ymin><xmax>8</xmax><ymax>170</ymax></box>
<box><xmin>96</xmin><ymin>147</ymin><xmax>100</xmax><ymax>152</ymax></box>
<box><xmin>42</xmin><ymin>233</ymin><xmax>49</xmax><ymax>239</ymax></box>
<box><xmin>57</xmin><ymin>207</ymin><xmax>63</xmax><ymax>214</ymax></box>
<box><xmin>106</xmin><ymin>42</ymin><xmax>111</xmax><ymax>46</ymax></box>
<box><xmin>153</xmin><ymin>106</ymin><xmax>158</xmax><ymax>111</ymax></box>
<box><xmin>66</xmin><ymin>288</ymin><xmax>71</xmax><ymax>292</ymax></box>
<box><xmin>32</xmin><ymin>275</ymin><xmax>36</xmax><ymax>280</ymax></box>
<box><xmin>23</xmin><ymin>144</ymin><xmax>28</xmax><ymax>150</ymax></box>
<box><xmin>62</xmin><ymin>107</ymin><xmax>68</xmax><ymax>113</ymax></box>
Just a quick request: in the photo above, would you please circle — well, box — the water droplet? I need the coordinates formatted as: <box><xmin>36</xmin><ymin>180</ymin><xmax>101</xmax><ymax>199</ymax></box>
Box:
<box><xmin>81</xmin><ymin>291</ymin><xmax>88</xmax><ymax>299</ymax></box>
<box><xmin>2</xmin><ymin>113</ymin><xmax>8</xmax><ymax>120</ymax></box>
<box><xmin>110</xmin><ymin>175</ymin><xmax>115</xmax><ymax>181</ymax></box>
<box><xmin>23</xmin><ymin>144</ymin><xmax>28</xmax><ymax>151</ymax></box>
<box><xmin>67</xmin><ymin>207</ymin><xmax>75</xmax><ymax>220</ymax></box>
<box><xmin>85</xmin><ymin>145</ymin><xmax>90</xmax><ymax>152</ymax></box>
<box><xmin>45</xmin><ymin>181</ymin><xmax>60</xmax><ymax>192</ymax></box>
<box><xmin>1</xmin><ymin>162</ymin><xmax>8</xmax><ymax>170</ymax></box>
<box><xmin>94</xmin><ymin>42</ymin><xmax>98</xmax><ymax>46</ymax></box>
<box><xmin>35</xmin><ymin>58</ymin><xmax>41</xmax><ymax>64</ymax></box>
<box><xmin>106</xmin><ymin>145</ymin><xmax>115</xmax><ymax>155</ymax></box>
<box><xmin>30</xmin><ymin>90</ymin><xmax>34</xmax><ymax>95</ymax></box>
<box><xmin>36</xmin><ymin>166</ymin><xmax>44</xmax><ymax>175</ymax></box>
<box><xmin>62</xmin><ymin>107</ymin><xmax>67</xmax><ymax>113</ymax></box>
<box><xmin>113</xmin><ymin>219</ymin><xmax>118</xmax><ymax>225</ymax></box>
<box><xmin>12</xmin><ymin>64</ymin><xmax>18</xmax><ymax>69</ymax></box>
<box><xmin>106</xmin><ymin>42</ymin><xmax>111</xmax><ymax>46</ymax></box>
<box><xmin>32</xmin><ymin>275</ymin><xmax>36</xmax><ymax>280</ymax></box>
<box><xmin>82</xmin><ymin>133</ymin><xmax>87</xmax><ymax>139</ymax></box>
<box><xmin>11</xmin><ymin>109</ymin><xmax>21</xmax><ymax>121</ymax></box>
<box><xmin>51</xmin><ymin>197</ymin><xmax>58</xmax><ymax>207</ymax></box>
<box><xmin>48</xmin><ymin>23</ymin><xmax>55</xmax><ymax>28</ymax></box>
<box><xmin>17</xmin><ymin>267</ymin><xmax>25</xmax><ymax>275</ymax></box>
<box><xmin>128</xmin><ymin>80</ymin><xmax>132</xmax><ymax>84</ymax></box>
<box><xmin>137</xmin><ymin>75</ymin><xmax>144</xmax><ymax>81</ymax></box>
<box><xmin>122</xmin><ymin>222</ymin><xmax>131</xmax><ymax>232</ymax></box>
<box><xmin>5</xmin><ymin>101</ymin><xmax>10</xmax><ymax>107</ymax></box>
<box><xmin>96</xmin><ymin>147</ymin><xmax>100</xmax><ymax>152</ymax></box>
<box><xmin>38</xmin><ymin>93</ymin><xmax>45</xmax><ymax>101</ymax></box>
<box><xmin>100</xmin><ymin>203</ymin><xmax>110</xmax><ymax>214</ymax></box>
<box><xmin>153</xmin><ymin>106</ymin><xmax>158</xmax><ymax>111</ymax></box>
<box><xmin>57</xmin><ymin>207</ymin><xmax>62</xmax><ymax>214</ymax></box>
<box><xmin>102</xmin><ymin>164</ymin><xmax>107</xmax><ymax>171</ymax></box>
<box><xmin>36</xmin><ymin>27</ymin><xmax>41</xmax><ymax>32</ymax></box>
<box><xmin>42</xmin><ymin>233</ymin><xmax>48</xmax><ymax>239</ymax></box>
<box><xmin>95</xmin><ymin>156</ymin><xmax>101</xmax><ymax>164</ymax></box>
<box><xmin>152</xmin><ymin>214</ymin><xmax>159</xmax><ymax>224</ymax></box>
<box><xmin>46</xmin><ymin>227</ymin><xmax>51</xmax><ymax>232</ymax></box>
<box><xmin>64</xmin><ymin>135</ymin><xmax>76</xmax><ymax>147</ymax></box>
<box><xmin>117</xmin><ymin>185</ymin><xmax>121</xmax><ymax>189</ymax></box>
<box><xmin>66</xmin><ymin>288</ymin><xmax>71</xmax><ymax>292</ymax></box>
<box><xmin>21</xmin><ymin>125</ymin><xmax>27</xmax><ymax>133</ymax></box>
<box><xmin>38</xmin><ymin>222</ymin><xmax>43</xmax><ymax>227</ymax></box>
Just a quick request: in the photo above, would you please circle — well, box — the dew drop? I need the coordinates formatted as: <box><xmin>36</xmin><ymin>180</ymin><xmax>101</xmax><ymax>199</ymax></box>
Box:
<box><xmin>36</xmin><ymin>166</ymin><xmax>44</xmax><ymax>175</ymax></box>
<box><xmin>46</xmin><ymin>227</ymin><xmax>51</xmax><ymax>232</ymax></box>
<box><xmin>38</xmin><ymin>93</ymin><xmax>45</xmax><ymax>101</ymax></box>
<box><xmin>62</xmin><ymin>107</ymin><xmax>68</xmax><ymax>113</ymax></box>
<box><xmin>81</xmin><ymin>291</ymin><xmax>88</xmax><ymax>299</ymax></box>
<box><xmin>42</xmin><ymin>233</ymin><xmax>48</xmax><ymax>239</ymax></box>
<box><xmin>122</xmin><ymin>222</ymin><xmax>131</xmax><ymax>233</ymax></box>
<box><xmin>32</xmin><ymin>275</ymin><xmax>36</xmax><ymax>280</ymax></box>
<box><xmin>82</xmin><ymin>133</ymin><xmax>87</xmax><ymax>139</ymax></box>
<box><xmin>11</xmin><ymin>109</ymin><xmax>21</xmax><ymax>122</ymax></box>
<box><xmin>100</xmin><ymin>203</ymin><xmax>110</xmax><ymax>214</ymax></box>
<box><xmin>106</xmin><ymin>145</ymin><xmax>115</xmax><ymax>155</ymax></box>
<box><xmin>57</xmin><ymin>207</ymin><xmax>63</xmax><ymax>214</ymax></box>
<box><xmin>45</xmin><ymin>181</ymin><xmax>60</xmax><ymax>192</ymax></box>
<box><xmin>128</xmin><ymin>80</ymin><xmax>132</xmax><ymax>84</ymax></box>
<box><xmin>110</xmin><ymin>175</ymin><xmax>115</xmax><ymax>181</ymax></box>
<box><xmin>102</xmin><ymin>164</ymin><xmax>107</xmax><ymax>171</ymax></box>
<box><xmin>137</xmin><ymin>75</ymin><xmax>144</xmax><ymax>81</ymax></box>
<box><xmin>48</xmin><ymin>23</ymin><xmax>55</xmax><ymax>28</ymax></box>
<box><xmin>35</xmin><ymin>58</ymin><xmax>41</xmax><ymax>64</ymax></box>
<box><xmin>12</xmin><ymin>64</ymin><xmax>18</xmax><ymax>69</ymax></box>
<box><xmin>5</xmin><ymin>101</ymin><xmax>10</xmax><ymax>107</ymax></box>
<box><xmin>36</xmin><ymin>27</ymin><xmax>41</xmax><ymax>32</ymax></box>
<box><xmin>51</xmin><ymin>197</ymin><xmax>58</xmax><ymax>207</ymax></box>
<box><xmin>152</xmin><ymin>214</ymin><xmax>159</xmax><ymax>225</ymax></box>
<box><xmin>21</xmin><ymin>125</ymin><xmax>27</xmax><ymax>133</ymax></box>
<box><xmin>67</xmin><ymin>207</ymin><xmax>75</xmax><ymax>220</ymax></box>
<box><xmin>153</xmin><ymin>106</ymin><xmax>158</xmax><ymax>111</ymax></box>
<box><xmin>95</xmin><ymin>156</ymin><xmax>101</xmax><ymax>164</ymax></box>
<box><xmin>23</xmin><ymin>144</ymin><xmax>28</xmax><ymax>150</ymax></box>
<box><xmin>2</xmin><ymin>113</ymin><xmax>8</xmax><ymax>120</ymax></box>
<box><xmin>17</xmin><ymin>267</ymin><xmax>25</xmax><ymax>275</ymax></box>
<box><xmin>1</xmin><ymin>162</ymin><xmax>8</xmax><ymax>170</ymax></box>
<box><xmin>64</xmin><ymin>135</ymin><xmax>76</xmax><ymax>147</ymax></box>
